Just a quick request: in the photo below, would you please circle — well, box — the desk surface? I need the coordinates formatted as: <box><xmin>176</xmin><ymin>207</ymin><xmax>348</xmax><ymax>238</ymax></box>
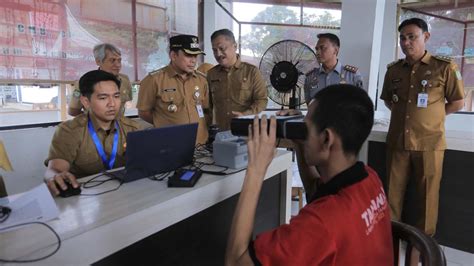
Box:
<box><xmin>369</xmin><ymin>124</ymin><xmax>474</xmax><ymax>152</ymax></box>
<box><xmin>1</xmin><ymin>150</ymin><xmax>292</xmax><ymax>265</ymax></box>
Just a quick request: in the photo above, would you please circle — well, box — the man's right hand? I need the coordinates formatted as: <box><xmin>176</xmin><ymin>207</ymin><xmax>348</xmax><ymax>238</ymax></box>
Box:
<box><xmin>276</xmin><ymin>109</ymin><xmax>302</xmax><ymax>116</ymax></box>
<box><xmin>46</xmin><ymin>172</ymin><xmax>79</xmax><ymax>196</ymax></box>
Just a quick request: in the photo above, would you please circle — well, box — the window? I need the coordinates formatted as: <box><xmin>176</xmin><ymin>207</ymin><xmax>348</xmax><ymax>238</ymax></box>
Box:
<box><xmin>229</xmin><ymin>1</ymin><xmax>341</xmax><ymax>109</ymax></box>
<box><xmin>0</xmin><ymin>0</ymin><xmax>198</xmax><ymax>128</ymax></box>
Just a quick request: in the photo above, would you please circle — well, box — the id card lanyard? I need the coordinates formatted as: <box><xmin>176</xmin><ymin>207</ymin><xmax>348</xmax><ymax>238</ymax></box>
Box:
<box><xmin>88</xmin><ymin>119</ymin><xmax>119</xmax><ymax>170</ymax></box>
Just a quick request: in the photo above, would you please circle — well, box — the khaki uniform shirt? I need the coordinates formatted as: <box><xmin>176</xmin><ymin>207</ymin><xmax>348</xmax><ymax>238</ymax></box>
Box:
<box><xmin>207</xmin><ymin>55</ymin><xmax>268</xmax><ymax>130</ymax></box>
<box><xmin>137</xmin><ymin>65</ymin><xmax>209</xmax><ymax>144</ymax></box>
<box><xmin>70</xmin><ymin>73</ymin><xmax>133</xmax><ymax>116</ymax></box>
<box><xmin>380</xmin><ymin>52</ymin><xmax>464</xmax><ymax>151</ymax></box>
<box><xmin>45</xmin><ymin>112</ymin><xmax>140</xmax><ymax>178</ymax></box>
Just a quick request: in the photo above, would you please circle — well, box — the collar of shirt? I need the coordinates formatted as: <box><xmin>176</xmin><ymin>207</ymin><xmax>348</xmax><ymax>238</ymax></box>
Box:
<box><xmin>164</xmin><ymin>64</ymin><xmax>197</xmax><ymax>79</ymax></box>
<box><xmin>217</xmin><ymin>54</ymin><xmax>242</xmax><ymax>72</ymax></box>
<box><xmin>88</xmin><ymin>111</ymin><xmax>118</xmax><ymax>134</ymax></box>
<box><xmin>97</xmin><ymin>67</ymin><xmax>123</xmax><ymax>81</ymax></box>
<box><xmin>402</xmin><ymin>50</ymin><xmax>431</xmax><ymax>67</ymax></box>
<box><xmin>309</xmin><ymin>161</ymin><xmax>368</xmax><ymax>203</ymax></box>
<box><xmin>318</xmin><ymin>59</ymin><xmax>343</xmax><ymax>75</ymax></box>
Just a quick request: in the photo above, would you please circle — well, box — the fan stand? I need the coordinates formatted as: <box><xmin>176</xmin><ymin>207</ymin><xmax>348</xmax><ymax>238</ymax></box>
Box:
<box><xmin>289</xmin><ymin>89</ymin><xmax>300</xmax><ymax>110</ymax></box>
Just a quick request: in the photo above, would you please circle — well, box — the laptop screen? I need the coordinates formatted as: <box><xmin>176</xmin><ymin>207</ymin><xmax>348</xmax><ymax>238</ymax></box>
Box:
<box><xmin>123</xmin><ymin>123</ymin><xmax>198</xmax><ymax>182</ymax></box>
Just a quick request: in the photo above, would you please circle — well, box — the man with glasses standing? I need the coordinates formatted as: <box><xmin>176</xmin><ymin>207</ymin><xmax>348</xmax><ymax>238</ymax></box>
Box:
<box><xmin>381</xmin><ymin>18</ymin><xmax>464</xmax><ymax>236</ymax></box>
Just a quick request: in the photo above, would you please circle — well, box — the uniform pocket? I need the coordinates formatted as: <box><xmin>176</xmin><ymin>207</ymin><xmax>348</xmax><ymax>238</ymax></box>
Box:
<box><xmin>159</xmin><ymin>89</ymin><xmax>184</xmax><ymax>111</ymax></box>
<box><xmin>427</xmin><ymin>78</ymin><xmax>444</xmax><ymax>103</ymax></box>
<box><xmin>236</xmin><ymin>80</ymin><xmax>252</xmax><ymax>104</ymax></box>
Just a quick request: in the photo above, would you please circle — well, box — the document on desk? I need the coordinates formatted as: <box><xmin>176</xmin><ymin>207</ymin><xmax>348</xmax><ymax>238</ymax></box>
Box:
<box><xmin>0</xmin><ymin>183</ymin><xmax>59</xmax><ymax>231</ymax></box>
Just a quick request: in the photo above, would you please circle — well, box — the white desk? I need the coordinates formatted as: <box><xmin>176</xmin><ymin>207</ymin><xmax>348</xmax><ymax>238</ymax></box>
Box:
<box><xmin>1</xmin><ymin>150</ymin><xmax>292</xmax><ymax>265</ymax></box>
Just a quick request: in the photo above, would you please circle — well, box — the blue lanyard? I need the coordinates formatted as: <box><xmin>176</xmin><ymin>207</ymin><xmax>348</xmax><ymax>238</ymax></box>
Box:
<box><xmin>88</xmin><ymin>119</ymin><xmax>119</xmax><ymax>170</ymax></box>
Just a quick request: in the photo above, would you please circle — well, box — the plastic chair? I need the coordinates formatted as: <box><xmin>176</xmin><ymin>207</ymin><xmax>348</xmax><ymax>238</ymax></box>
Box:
<box><xmin>392</xmin><ymin>220</ymin><xmax>446</xmax><ymax>266</ymax></box>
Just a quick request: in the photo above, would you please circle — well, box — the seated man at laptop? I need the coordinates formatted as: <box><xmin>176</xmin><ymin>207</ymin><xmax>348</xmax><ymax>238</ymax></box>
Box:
<box><xmin>225</xmin><ymin>85</ymin><xmax>393</xmax><ymax>265</ymax></box>
<box><xmin>44</xmin><ymin>70</ymin><xmax>140</xmax><ymax>196</ymax></box>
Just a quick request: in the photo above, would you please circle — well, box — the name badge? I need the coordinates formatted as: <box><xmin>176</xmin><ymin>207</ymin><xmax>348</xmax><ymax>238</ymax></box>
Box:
<box><xmin>196</xmin><ymin>104</ymin><xmax>204</xmax><ymax>118</ymax></box>
<box><xmin>417</xmin><ymin>93</ymin><xmax>428</xmax><ymax>108</ymax></box>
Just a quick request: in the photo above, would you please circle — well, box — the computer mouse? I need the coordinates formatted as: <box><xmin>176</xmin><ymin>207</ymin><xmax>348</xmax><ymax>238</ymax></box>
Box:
<box><xmin>58</xmin><ymin>182</ymin><xmax>81</xmax><ymax>198</ymax></box>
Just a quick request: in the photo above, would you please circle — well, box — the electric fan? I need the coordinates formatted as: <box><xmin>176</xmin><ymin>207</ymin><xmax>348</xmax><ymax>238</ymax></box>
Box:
<box><xmin>259</xmin><ymin>40</ymin><xmax>317</xmax><ymax>109</ymax></box>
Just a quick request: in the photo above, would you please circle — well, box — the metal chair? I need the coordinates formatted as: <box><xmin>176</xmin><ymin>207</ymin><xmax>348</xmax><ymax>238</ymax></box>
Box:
<box><xmin>392</xmin><ymin>220</ymin><xmax>446</xmax><ymax>266</ymax></box>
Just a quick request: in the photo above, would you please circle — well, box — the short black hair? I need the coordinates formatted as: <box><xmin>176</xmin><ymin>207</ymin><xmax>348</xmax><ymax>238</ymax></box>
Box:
<box><xmin>78</xmin><ymin>70</ymin><xmax>120</xmax><ymax>99</ymax></box>
<box><xmin>398</xmin><ymin>18</ymin><xmax>428</xmax><ymax>32</ymax></box>
<box><xmin>211</xmin><ymin>29</ymin><xmax>236</xmax><ymax>43</ymax></box>
<box><xmin>310</xmin><ymin>84</ymin><xmax>374</xmax><ymax>155</ymax></box>
<box><xmin>317</xmin><ymin>33</ymin><xmax>340</xmax><ymax>48</ymax></box>
<box><xmin>170</xmin><ymin>47</ymin><xmax>181</xmax><ymax>54</ymax></box>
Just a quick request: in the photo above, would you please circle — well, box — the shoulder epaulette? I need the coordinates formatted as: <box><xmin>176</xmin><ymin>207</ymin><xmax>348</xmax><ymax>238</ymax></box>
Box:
<box><xmin>387</xmin><ymin>59</ymin><xmax>403</xmax><ymax>69</ymax></box>
<box><xmin>195</xmin><ymin>70</ymin><xmax>207</xmax><ymax>78</ymax></box>
<box><xmin>118</xmin><ymin>73</ymin><xmax>130</xmax><ymax>81</ymax></box>
<box><xmin>343</xmin><ymin>64</ymin><xmax>358</xmax><ymax>73</ymax></box>
<box><xmin>433</xmin><ymin>55</ymin><xmax>452</xmax><ymax>63</ymax></box>
<box><xmin>149</xmin><ymin>67</ymin><xmax>166</xmax><ymax>76</ymax></box>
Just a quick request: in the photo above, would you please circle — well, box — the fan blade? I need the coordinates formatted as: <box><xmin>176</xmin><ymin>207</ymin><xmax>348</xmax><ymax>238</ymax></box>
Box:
<box><xmin>292</xmin><ymin>45</ymin><xmax>305</xmax><ymax>64</ymax></box>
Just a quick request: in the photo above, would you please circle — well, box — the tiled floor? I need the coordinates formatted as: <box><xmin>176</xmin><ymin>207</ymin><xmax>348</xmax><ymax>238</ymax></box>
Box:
<box><xmin>443</xmin><ymin>246</ymin><xmax>474</xmax><ymax>266</ymax></box>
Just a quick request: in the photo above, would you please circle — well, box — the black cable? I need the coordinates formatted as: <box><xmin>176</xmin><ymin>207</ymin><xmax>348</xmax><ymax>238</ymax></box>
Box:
<box><xmin>0</xmin><ymin>221</ymin><xmax>61</xmax><ymax>263</ymax></box>
<box><xmin>79</xmin><ymin>172</ymin><xmax>123</xmax><ymax>196</ymax></box>
<box><xmin>147</xmin><ymin>171</ymin><xmax>173</xmax><ymax>181</ymax></box>
<box><xmin>0</xmin><ymin>206</ymin><xmax>11</xmax><ymax>223</ymax></box>
<box><xmin>200</xmin><ymin>167</ymin><xmax>246</xmax><ymax>176</ymax></box>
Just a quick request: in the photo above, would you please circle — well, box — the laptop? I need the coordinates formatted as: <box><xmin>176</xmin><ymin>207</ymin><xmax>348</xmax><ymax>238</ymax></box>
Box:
<box><xmin>109</xmin><ymin>123</ymin><xmax>198</xmax><ymax>183</ymax></box>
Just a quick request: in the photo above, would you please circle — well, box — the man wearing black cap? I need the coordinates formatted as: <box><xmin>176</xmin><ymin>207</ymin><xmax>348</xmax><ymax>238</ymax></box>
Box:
<box><xmin>137</xmin><ymin>35</ymin><xmax>210</xmax><ymax>144</ymax></box>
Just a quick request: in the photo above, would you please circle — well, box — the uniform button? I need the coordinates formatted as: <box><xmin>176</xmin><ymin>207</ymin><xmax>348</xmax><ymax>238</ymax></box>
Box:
<box><xmin>412</xmin><ymin>71</ymin><xmax>415</xmax><ymax>74</ymax></box>
<box><xmin>410</xmin><ymin>85</ymin><xmax>414</xmax><ymax>88</ymax></box>
<box><xmin>227</xmin><ymin>112</ymin><xmax>230</xmax><ymax>115</ymax></box>
<box><xmin>408</xmin><ymin>100</ymin><xmax>412</xmax><ymax>103</ymax></box>
<box><xmin>406</xmin><ymin>115</ymin><xmax>410</xmax><ymax>119</ymax></box>
<box><xmin>405</xmin><ymin>129</ymin><xmax>409</xmax><ymax>133</ymax></box>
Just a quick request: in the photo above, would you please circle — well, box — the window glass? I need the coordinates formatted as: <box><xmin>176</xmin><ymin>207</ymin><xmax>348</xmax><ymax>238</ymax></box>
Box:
<box><xmin>232</xmin><ymin>2</ymin><xmax>341</xmax><ymax>109</ymax></box>
<box><xmin>0</xmin><ymin>0</ymin><xmax>197</xmax><ymax>127</ymax></box>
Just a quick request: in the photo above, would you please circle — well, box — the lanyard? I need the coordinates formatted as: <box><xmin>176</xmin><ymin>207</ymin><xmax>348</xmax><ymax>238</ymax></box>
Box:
<box><xmin>88</xmin><ymin>119</ymin><xmax>119</xmax><ymax>170</ymax></box>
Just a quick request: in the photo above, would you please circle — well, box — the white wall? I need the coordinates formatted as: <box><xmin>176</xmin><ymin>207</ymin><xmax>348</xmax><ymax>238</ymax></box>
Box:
<box><xmin>0</xmin><ymin>127</ymin><xmax>55</xmax><ymax>195</ymax></box>
<box><xmin>203</xmin><ymin>0</ymin><xmax>233</xmax><ymax>64</ymax></box>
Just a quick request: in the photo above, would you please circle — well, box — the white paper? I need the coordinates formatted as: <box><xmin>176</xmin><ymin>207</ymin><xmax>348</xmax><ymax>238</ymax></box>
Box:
<box><xmin>0</xmin><ymin>183</ymin><xmax>59</xmax><ymax>230</ymax></box>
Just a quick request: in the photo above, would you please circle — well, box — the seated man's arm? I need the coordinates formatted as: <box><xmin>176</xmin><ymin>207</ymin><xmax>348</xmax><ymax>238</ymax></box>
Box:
<box><xmin>45</xmin><ymin>159</ymin><xmax>79</xmax><ymax>196</ymax></box>
<box><xmin>138</xmin><ymin>110</ymin><xmax>154</xmax><ymax>124</ymax></box>
<box><xmin>294</xmin><ymin>141</ymin><xmax>320</xmax><ymax>201</ymax></box>
<box><xmin>225</xmin><ymin>115</ymin><xmax>277</xmax><ymax>266</ymax></box>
